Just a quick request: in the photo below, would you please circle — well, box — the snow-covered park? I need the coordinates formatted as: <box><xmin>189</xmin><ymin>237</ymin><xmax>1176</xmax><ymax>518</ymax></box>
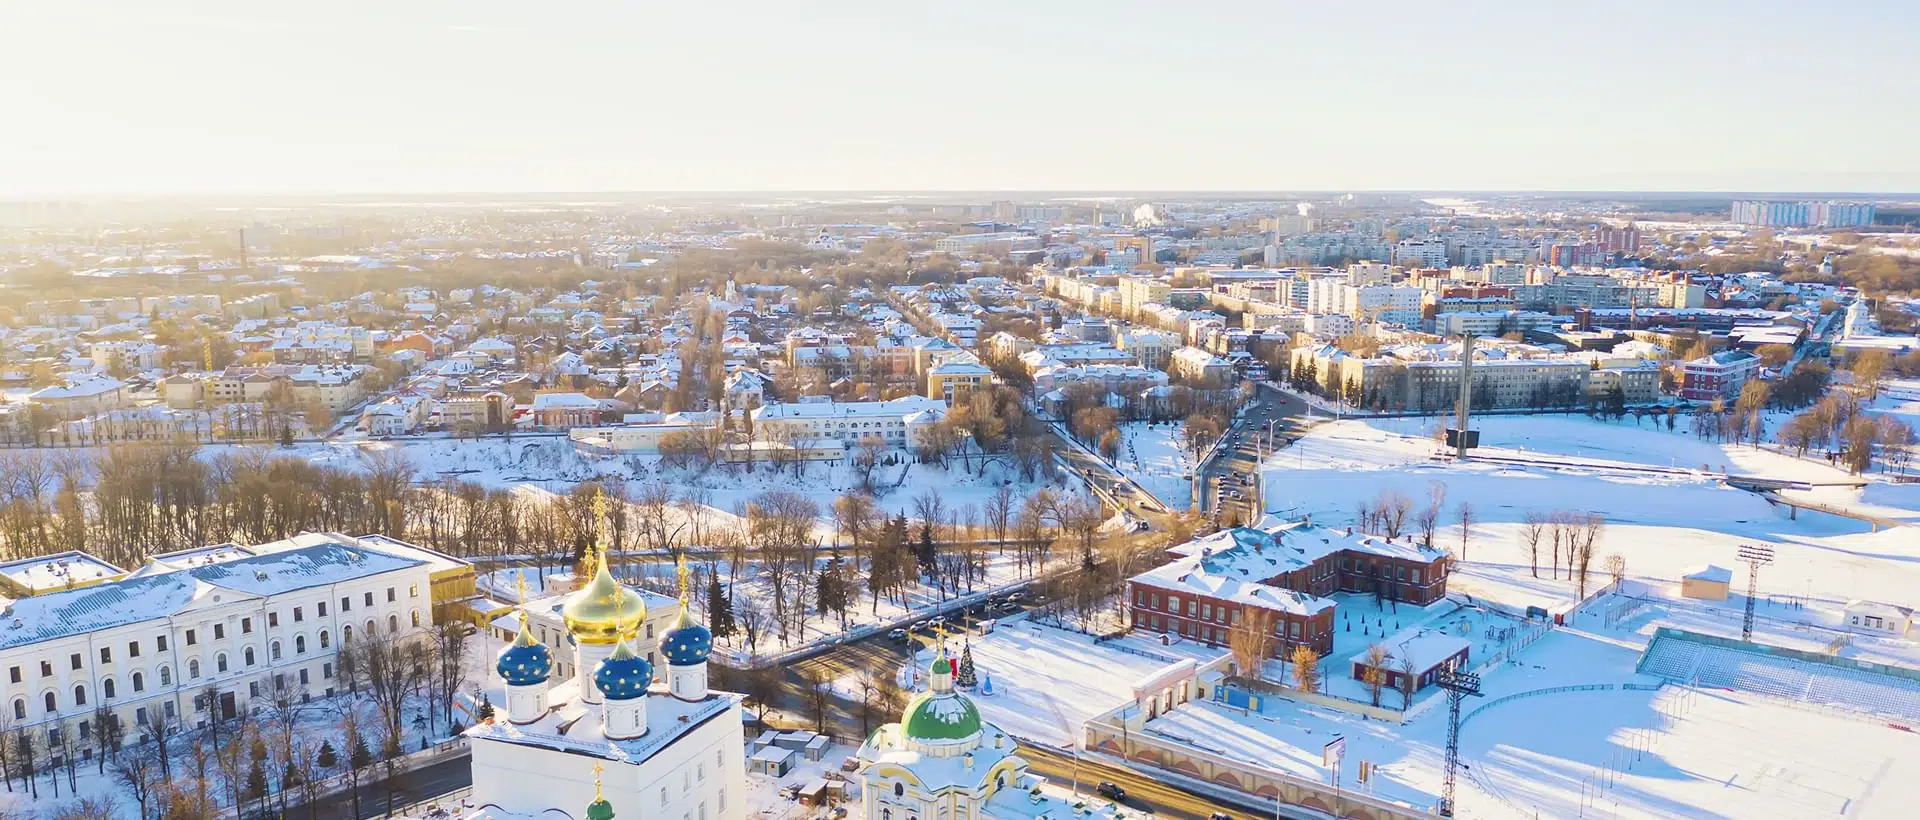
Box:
<box><xmin>1111</xmin><ymin>421</ymin><xmax>1198</xmax><ymax>511</ymax></box>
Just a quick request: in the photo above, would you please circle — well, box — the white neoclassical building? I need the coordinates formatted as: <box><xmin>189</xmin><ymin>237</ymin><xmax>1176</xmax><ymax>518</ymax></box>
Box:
<box><xmin>0</xmin><ymin>534</ymin><xmax>438</xmax><ymax>765</ymax></box>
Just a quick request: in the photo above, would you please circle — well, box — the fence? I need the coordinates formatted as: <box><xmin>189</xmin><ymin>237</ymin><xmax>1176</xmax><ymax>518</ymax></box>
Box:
<box><xmin>1643</xmin><ymin>627</ymin><xmax>1920</xmax><ymax>683</ymax></box>
<box><xmin>1461</xmin><ymin>683</ymin><xmax>1618</xmax><ymax>729</ymax></box>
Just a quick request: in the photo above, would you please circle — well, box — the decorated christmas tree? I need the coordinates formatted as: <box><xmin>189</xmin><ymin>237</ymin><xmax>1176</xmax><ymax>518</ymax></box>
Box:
<box><xmin>955</xmin><ymin>639</ymin><xmax>978</xmax><ymax>689</ymax></box>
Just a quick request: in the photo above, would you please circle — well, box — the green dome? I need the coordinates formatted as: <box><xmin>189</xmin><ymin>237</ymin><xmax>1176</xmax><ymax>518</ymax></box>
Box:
<box><xmin>901</xmin><ymin>690</ymin><xmax>982</xmax><ymax>742</ymax></box>
<box><xmin>586</xmin><ymin>797</ymin><xmax>615</xmax><ymax>820</ymax></box>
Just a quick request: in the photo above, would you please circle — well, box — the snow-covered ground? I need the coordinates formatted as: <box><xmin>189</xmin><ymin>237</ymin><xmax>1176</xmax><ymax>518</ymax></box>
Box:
<box><xmin>1112</xmin><ymin>421</ymin><xmax>1196</xmax><ymax>511</ymax></box>
<box><xmin>1162</xmin><ymin>410</ymin><xmax>1920</xmax><ymax>818</ymax></box>
<box><xmin>1261</xmin><ymin>414</ymin><xmax>1920</xmax><ymax>613</ymax></box>
<box><xmin>906</xmin><ymin>615</ymin><xmax>1227</xmax><ymax>748</ymax></box>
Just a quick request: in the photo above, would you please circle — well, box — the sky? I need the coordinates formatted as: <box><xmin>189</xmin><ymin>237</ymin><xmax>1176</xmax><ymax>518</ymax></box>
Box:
<box><xmin>3</xmin><ymin>0</ymin><xmax>1919</xmax><ymax>197</ymax></box>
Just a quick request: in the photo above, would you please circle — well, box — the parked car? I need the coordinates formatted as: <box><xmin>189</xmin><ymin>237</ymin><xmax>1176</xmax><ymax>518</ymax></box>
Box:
<box><xmin>888</xmin><ymin>628</ymin><xmax>910</xmax><ymax>643</ymax></box>
<box><xmin>1096</xmin><ymin>782</ymin><xmax>1126</xmax><ymax>800</ymax></box>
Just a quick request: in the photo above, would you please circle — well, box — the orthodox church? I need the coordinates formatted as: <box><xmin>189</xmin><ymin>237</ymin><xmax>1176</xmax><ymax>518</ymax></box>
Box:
<box><xmin>464</xmin><ymin>549</ymin><xmax>744</xmax><ymax>819</ymax></box>
<box><xmin>856</xmin><ymin>647</ymin><xmax>1043</xmax><ymax>820</ymax></box>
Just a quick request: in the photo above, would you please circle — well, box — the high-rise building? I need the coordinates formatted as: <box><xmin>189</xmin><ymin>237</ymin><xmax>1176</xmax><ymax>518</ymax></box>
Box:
<box><xmin>1729</xmin><ymin>200</ymin><xmax>1876</xmax><ymax>228</ymax></box>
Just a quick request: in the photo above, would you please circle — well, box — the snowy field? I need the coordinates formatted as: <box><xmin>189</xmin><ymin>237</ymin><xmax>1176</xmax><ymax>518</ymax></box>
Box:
<box><xmin>1463</xmin><ymin>685</ymin><xmax>1920</xmax><ymax>820</ymax></box>
<box><xmin>1260</xmin><ymin>415</ymin><xmax>1920</xmax><ymax>613</ymax></box>
<box><xmin>1112</xmin><ymin>421</ymin><xmax>1196</xmax><ymax>511</ymax></box>
<box><xmin>906</xmin><ymin>616</ymin><xmax>1227</xmax><ymax>747</ymax></box>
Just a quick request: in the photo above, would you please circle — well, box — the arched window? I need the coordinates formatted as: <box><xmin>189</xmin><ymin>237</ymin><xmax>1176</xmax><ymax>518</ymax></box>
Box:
<box><xmin>103</xmin><ymin>678</ymin><xmax>116</xmax><ymax>699</ymax></box>
<box><xmin>73</xmin><ymin>685</ymin><xmax>87</xmax><ymax>706</ymax></box>
<box><xmin>296</xmin><ymin>636</ymin><xmax>307</xmax><ymax>654</ymax></box>
<box><xmin>10</xmin><ymin>699</ymin><xmax>22</xmax><ymax>720</ymax></box>
<box><xmin>319</xmin><ymin>630</ymin><xmax>330</xmax><ymax>649</ymax></box>
<box><xmin>343</xmin><ymin>625</ymin><xmax>353</xmax><ymax>643</ymax></box>
<box><xmin>388</xmin><ymin>614</ymin><xmax>399</xmax><ymax>634</ymax></box>
<box><xmin>894</xmin><ymin>783</ymin><xmax>905</xmax><ymax>798</ymax></box>
<box><xmin>660</xmin><ymin>788</ymin><xmax>669</xmax><ymax>807</ymax></box>
<box><xmin>410</xmin><ymin>610</ymin><xmax>420</xmax><ymax>628</ymax></box>
<box><xmin>44</xmin><ymin>692</ymin><xmax>57</xmax><ymax>713</ymax></box>
<box><xmin>365</xmin><ymin>619</ymin><xmax>376</xmax><ymax>637</ymax></box>
<box><xmin>271</xmin><ymin>641</ymin><xmax>282</xmax><ymax>661</ymax></box>
<box><xmin>188</xmin><ymin>659</ymin><xmax>201</xmax><ymax>679</ymax></box>
<box><xmin>243</xmin><ymin>647</ymin><xmax>256</xmax><ymax>666</ymax></box>
<box><xmin>132</xmin><ymin>672</ymin><xmax>145</xmax><ymax>693</ymax></box>
<box><xmin>216</xmin><ymin>653</ymin><xmax>229</xmax><ymax>674</ymax></box>
<box><xmin>882</xmin><ymin>810</ymin><xmax>892</xmax><ymax>820</ymax></box>
<box><xmin>159</xmin><ymin>666</ymin><xmax>172</xmax><ymax>686</ymax></box>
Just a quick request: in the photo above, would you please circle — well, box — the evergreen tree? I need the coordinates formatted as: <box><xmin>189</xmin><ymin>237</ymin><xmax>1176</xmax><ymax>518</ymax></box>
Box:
<box><xmin>279</xmin><ymin>419</ymin><xmax>295</xmax><ymax>446</ymax></box>
<box><xmin>245</xmin><ymin>756</ymin><xmax>269</xmax><ymax>803</ymax></box>
<box><xmin>916</xmin><ymin>520</ymin><xmax>937</xmax><ymax>575</ymax></box>
<box><xmin>475</xmin><ymin>697</ymin><xmax>495</xmax><ymax>722</ymax></box>
<box><xmin>705</xmin><ymin>572</ymin><xmax>736</xmax><ymax>638</ymax></box>
<box><xmin>349</xmin><ymin>736</ymin><xmax>373</xmax><ymax>771</ymax></box>
<box><xmin>316</xmin><ymin>740</ymin><xmax>339</xmax><ymax>772</ymax></box>
<box><xmin>955</xmin><ymin>640</ymin><xmax>978</xmax><ymax>689</ymax></box>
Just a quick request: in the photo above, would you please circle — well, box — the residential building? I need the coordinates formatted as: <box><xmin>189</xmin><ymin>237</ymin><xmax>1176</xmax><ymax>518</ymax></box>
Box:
<box><xmin>1679</xmin><ymin>350</ymin><xmax>1762</xmax><ymax>401</ymax></box>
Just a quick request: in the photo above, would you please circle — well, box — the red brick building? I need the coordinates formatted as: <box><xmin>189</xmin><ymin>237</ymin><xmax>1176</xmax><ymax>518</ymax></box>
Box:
<box><xmin>1126</xmin><ymin>522</ymin><xmax>1450</xmax><ymax>659</ymax></box>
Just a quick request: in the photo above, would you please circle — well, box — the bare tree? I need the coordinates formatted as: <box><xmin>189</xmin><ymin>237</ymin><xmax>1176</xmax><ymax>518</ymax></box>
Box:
<box><xmin>1289</xmin><ymin>644</ymin><xmax>1321</xmax><ymax>693</ymax></box>
<box><xmin>1520</xmin><ymin>511</ymin><xmax>1546</xmax><ymax>578</ymax></box>
<box><xmin>1417</xmin><ymin>481</ymin><xmax>1448</xmax><ymax>547</ymax></box>
<box><xmin>1605</xmin><ymin>552</ymin><xmax>1627</xmax><ymax>589</ymax></box>
<box><xmin>1229</xmin><ymin>605</ymin><xmax>1277</xmax><ymax>681</ymax></box>
<box><xmin>431</xmin><ymin>620</ymin><xmax>472</xmax><ymax>732</ymax></box>
<box><xmin>1375</xmin><ymin>490</ymin><xmax>1412</xmax><ymax>538</ymax></box>
<box><xmin>985</xmin><ymin>485</ymin><xmax>1015</xmax><ymax>552</ymax></box>
<box><xmin>1361</xmin><ymin>644</ymin><xmax>1392</xmax><ymax>707</ymax></box>
<box><xmin>1573</xmin><ymin>513</ymin><xmax>1605</xmax><ymax>598</ymax></box>
<box><xmin>1454</xmin><ymin>501</ymin><xmax>1476</xmax><ymax>562</ymax></box>
<box><xmin>1396</xmin><ymin>654</ymin><xmax>1417</xmax><ymax>709</ymax></box>
<box><xmin>107</xmin><ymin>745</ymin><xmax>160</xmax><ymax>819</ymax></box>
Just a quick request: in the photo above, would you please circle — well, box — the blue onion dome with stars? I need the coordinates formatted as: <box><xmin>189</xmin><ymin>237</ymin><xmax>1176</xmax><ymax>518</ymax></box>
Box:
<box><xmin>593</xmin><ymin>639</ymin><xmax>653</xmax><ymax>701</ymax></box>
<box><xmin>496</xmin><ymin>612</ymin><xmax>553</xmax><ymax>687</ymax></box>
<box><xmin>661</xmin><ymin>602</ymin><xmax>713</xmax><ymax>667</ymax></box>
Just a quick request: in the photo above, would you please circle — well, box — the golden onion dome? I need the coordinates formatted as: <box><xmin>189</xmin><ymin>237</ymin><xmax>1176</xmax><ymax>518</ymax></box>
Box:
<box><xmin>562</xmin><ymin>551</ymin><xmax>647</xmax><ymax>644</ymax></box>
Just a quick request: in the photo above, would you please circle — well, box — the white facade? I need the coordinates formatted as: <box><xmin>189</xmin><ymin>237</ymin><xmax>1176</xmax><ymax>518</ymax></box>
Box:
<box><xmin>0</xmin><ymin>535</ymin><xmax>436</xmax><ymax>762</ymax></box>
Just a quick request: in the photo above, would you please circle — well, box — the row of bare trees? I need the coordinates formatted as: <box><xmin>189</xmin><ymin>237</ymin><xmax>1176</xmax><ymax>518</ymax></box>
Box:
<box><xmin>1519</xmin><ymin>510</ymin><xmax>1613</xmax><ymax>598</ymax></box>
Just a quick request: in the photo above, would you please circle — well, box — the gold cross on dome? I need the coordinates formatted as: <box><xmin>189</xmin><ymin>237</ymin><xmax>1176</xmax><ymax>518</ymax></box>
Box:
<box><xmin>592</xmin><ymin>761</ymin><xmax>605</xmax><ymax>800</ymax></box>
<box><xmin>676</xmin><ymin>554</ymin><xmax>692</xmax><ymax>601</ymax></box>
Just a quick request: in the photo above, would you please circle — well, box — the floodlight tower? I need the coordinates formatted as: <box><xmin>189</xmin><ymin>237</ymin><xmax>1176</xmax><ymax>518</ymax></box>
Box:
<box><xmin>1435</xmin><ymin>666</ymin><xmax>1483</xmax><ymax>818</ymax></box>
<box><xmin>1737</xmin><ymin>543</ymin><xmax>1775</xmax><ymax>641</ymax></box>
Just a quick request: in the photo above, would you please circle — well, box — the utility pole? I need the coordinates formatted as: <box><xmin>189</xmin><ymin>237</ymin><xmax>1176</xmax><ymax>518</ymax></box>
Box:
<box><xmin>1736</xmin><ymin>544</ymin><xmax>1775</xmax><ymax>641</ymax></box>
<box><xmin>1436</xmin><ymin>667</ymin><xmax>1483</xmax><ymax>817</ymax></box>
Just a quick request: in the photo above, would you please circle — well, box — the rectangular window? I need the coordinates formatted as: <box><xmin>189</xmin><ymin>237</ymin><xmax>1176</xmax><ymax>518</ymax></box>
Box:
<box><xmin>101</xmin><ymin>647</ymin><xmax>112</xmax><ymax>664</ymax></box>
<box><xmin>1290</xmin><ymin>622</ymin><xmax>1302</xmax><ymax>638</ymax></box>
<box><xmin>1201</xmin><ymin>603</ymin><xmax>1211</xmax><ymax>620</ymax></box>
<box><xmin>363</xmin><ymin>592</ymin><xmax>373</xmax><ymax>607</ymax></box>
<box><xmin>1412</xmin><ymin>569</ymin><xmax>1422</xmax><ymax>584</ymax></box>
<box><xmin>157</xmin><ymin>635</ymin><xmax>168</xmax><ymax>652</ymax></box>
<box><xmin>8</xmin><ymin>666</ymin><xmax>18</xmax><ymax>683</ymax></box>
<box><xmin>300</xmin><ymin>669</ymin><xmax>311</xmax><ymax>685</ymax></box>
<box><xmin>340</xmin><ymin>597</ymin><xmax>350</xmax><ymax>613</ymax></box>
<box><xmin>317</xmin><ymin>601</ymin><xmax>326</xmax><ymax>617</ymax></box>
<box><xmin>410</xmin><ymin>584</ymin><xmax>419</xmax><ymax>598</ymax></box>
<box><xmin>213</xmin><ymin>624</ymin><xmax>225</xmax><ymax>641</ymax></box>
<box><xmin>241</xmin><ymin>617</ymin><xmax>252</xmax><ymax>634</ymax></box>
<box><xmin>249</xmin><ymin>682</ymin><xmax>260</xmax><ymax>698</ymax></box>
<box><xmin>323</xmin><ymin>663</ymin><xmax>334</xmax><ymax>679</ymax></box>
<box><xmin>129</xmin><ymin>641</ymin><xmax>141</xmax><ymax>658</ymax></box>
<box><xmin>269</xmin><ymin>612</ymin><xmax>279</xmax><ymax>628</ymax></box>
<box><xmin>386</xmin><ymin>588</ymin><xmax>395</xmax><ymax>603</ymax></box>
<box><xmin>71</xmin><ymin>653</ymin><xmax>82</xmax><ymax>670</ymax></box>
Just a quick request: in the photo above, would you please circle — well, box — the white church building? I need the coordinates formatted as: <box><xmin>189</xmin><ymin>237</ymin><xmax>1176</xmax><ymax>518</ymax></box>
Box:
<box><xmin>463</xmin><ymin>551</ymin><xmax>743</xmax><ymax>820</ymax></box>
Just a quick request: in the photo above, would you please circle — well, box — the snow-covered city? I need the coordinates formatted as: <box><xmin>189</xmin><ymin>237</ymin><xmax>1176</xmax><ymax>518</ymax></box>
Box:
<box><xmin>8</xmin><ymin>5</ymin><xmax>1920</xmax><ymax>819</ymax></box>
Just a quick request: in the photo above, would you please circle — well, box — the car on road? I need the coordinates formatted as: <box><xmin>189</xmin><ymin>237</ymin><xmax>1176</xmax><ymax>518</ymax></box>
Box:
<box><xmin>888</xmin><ymin>628</ymin><xmax>911</xmax><ymax>643</ymax></box>
<box><xmin>1096</xmin><ymin>782</ymin><xmax>1126</xmax><ymax>800</ymax></box>
<box><xmin>1210</xmin><ymin>813</ymin><xmax>1233</xmax><ymax>820</ymax></box>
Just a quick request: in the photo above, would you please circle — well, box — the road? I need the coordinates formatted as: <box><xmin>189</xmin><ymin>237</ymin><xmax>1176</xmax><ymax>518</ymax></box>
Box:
<box><xmin>1197</xmin><ymin>383</ymin><xmax>1311</xmax><ymax>524</ymax></box>
<box><xmin>288</xmin><ymin>756</ymin><xmax>474</xmax><ymax>820</ymax></box>
<box><xmin>1020</xmin><ymin>743</ymin><xmax>1260</xmax><ymax>820</ymax></box>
